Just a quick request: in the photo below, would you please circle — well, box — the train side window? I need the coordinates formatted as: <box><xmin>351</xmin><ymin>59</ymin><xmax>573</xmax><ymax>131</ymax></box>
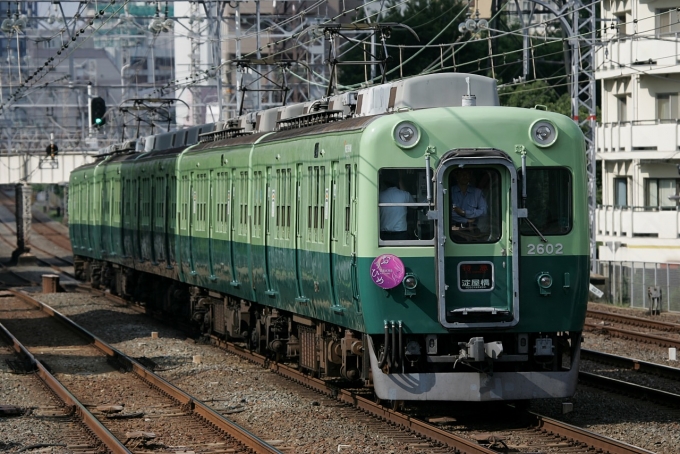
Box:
<box><xmin>520</xmin><ymin>168</ymin><xmax>572</xmax><ymax>236</ymax></box>
<box><xmin>378</xmin><ymin>168</ymin><xmax>434</xmax><ymax>245</ymax></box>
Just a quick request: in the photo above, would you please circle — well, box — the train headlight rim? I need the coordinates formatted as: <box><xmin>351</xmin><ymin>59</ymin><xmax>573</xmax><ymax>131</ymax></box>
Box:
<box><xmin>529</xmin><ymin>119</ymin><xmax>558</xmax><ymax>148</ymax></box>
<box><xmin>537</xmin><ymin>272</ymin><xmax>553</xmax><ymax>289</ymax></box>
<box><xmin>393</xmin><ymin>121</ymin><xmax>420</xmax><ymax>149</ymax></box>
<box><xmin>402</xmin><ymin>273</ymin><xmax>418</xmax><ymax>290</ymax></box>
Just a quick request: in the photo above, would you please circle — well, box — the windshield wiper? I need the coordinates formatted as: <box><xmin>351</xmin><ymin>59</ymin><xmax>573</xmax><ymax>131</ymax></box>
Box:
<box><xmin>523</xmin><ymin>217</ymin><xmax>547</xmax><ymax>242</ymax></box>
<box><xmin>518</xmin><ymin>149</ymin><xmax>547</xmax><ymax>243</ymax></box>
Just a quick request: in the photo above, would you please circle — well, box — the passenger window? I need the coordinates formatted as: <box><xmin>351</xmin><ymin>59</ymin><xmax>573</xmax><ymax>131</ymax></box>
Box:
<box><xmin>378</xmin><ymin>168</ymin><xmax>434</xmax><ymax>245</ymax></box>
<box><xmin>448</xmin><ymin>168</ymin><xmax>502</xmax><ymax>244</ymax></box>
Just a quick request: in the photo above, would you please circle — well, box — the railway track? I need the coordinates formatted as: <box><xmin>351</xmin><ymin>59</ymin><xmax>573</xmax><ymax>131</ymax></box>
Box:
<box><xmin>0</xmin><ymin>188</ymin><xmax>74</xmax><ymax>270</ymax></box>
<box><xmin>76</xmin><ymin>285</ymin><xmax>657</xmax><ymax>453</ymax></box>
<box><xmin>586</xmin><ymin>309</ymin><xmax>680</xmax><ymax>349</ymax></box>
<box><xmin>580</xmin><ymin>349</ymin><xmax>680</xmax><ymax>409</ymax></box>
<box><xmin>0</xmin><ymin>215</ymin><xmax>663</xmax><ymax>453</ymax></box>
<box><xmin>0</xmin><ymin>289</ymin><xmax>284</xmax><ymax>453</ymax></box>
<box><xmin>0</xmin><ymin>336</ymin><xmax>103</xmax><ymax>452</ymax></box>
<box><xmin>214</xmin><ymin>338</ymin><xmax>655</xmax><ymax>453</ymax></box>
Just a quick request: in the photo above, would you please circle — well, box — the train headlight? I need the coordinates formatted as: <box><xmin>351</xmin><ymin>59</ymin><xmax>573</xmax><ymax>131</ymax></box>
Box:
<box><xmin>402</xmin><ymin>273</ymin><xmax>418</xmax><ymax>297</ymax></box>
<box><xmin>536</xmin><ymin>272</ymin><xmax>553</xmax><ymax>296</ymax></box>
<box><xmin>393</xmin><ymin>121</ymin><xmax>420</xmax><ymax>149</ymax></box>
<box><xmin>529</xmin><ymin>120</ymin><xmax>558</xmax><ymax>147</ymax></box>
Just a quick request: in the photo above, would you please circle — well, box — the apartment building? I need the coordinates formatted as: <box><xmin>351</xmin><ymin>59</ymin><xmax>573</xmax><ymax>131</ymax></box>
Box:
<box><xmin>596</xmin><ymin>0</ymin><xmax>680</xmax><ymax>262</ymax></box>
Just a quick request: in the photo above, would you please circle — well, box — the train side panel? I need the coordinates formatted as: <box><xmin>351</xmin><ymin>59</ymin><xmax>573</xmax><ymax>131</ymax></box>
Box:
<box><xmin>176</xmin><ymin>141</ymin><xmax>256</xmax><ymax>301</ymax></box>
<box><xmin>250</xmin><ymin>131</ymin><xmax>364</xmax><ymax>329</ymax></box>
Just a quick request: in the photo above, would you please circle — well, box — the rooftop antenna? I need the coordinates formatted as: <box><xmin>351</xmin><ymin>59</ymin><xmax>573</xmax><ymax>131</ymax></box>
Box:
<box><xmin>462</xmin><ymin>77</ymin><xmax>476</xmax><ymax>106</ymax></box>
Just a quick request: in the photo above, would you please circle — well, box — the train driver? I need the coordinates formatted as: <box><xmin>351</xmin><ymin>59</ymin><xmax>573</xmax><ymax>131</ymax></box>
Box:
<box><xmin>450</xmin><ymin>168</ymin><xmax>487</xmax><ymax>233</ymax></box>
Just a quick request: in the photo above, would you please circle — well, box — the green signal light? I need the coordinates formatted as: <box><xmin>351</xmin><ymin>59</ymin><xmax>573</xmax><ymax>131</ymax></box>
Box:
<box><xmin>95</xmin><ymin>118</ymin><xmax>103</xmax><ymax>126</ymax></box>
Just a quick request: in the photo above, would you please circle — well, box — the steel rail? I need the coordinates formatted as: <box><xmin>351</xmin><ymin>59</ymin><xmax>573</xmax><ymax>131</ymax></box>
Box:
<box><xmin>0</xmin><ymin>322</ymin><xmax>131</xmax><ymax>454</ymax></box>
<box><xmin>585</xmin><ymin>321</ymin><xmax>680</xmax><ymax>349</ymax></box>
<box><xmin>10</xmin><ymin>289</ymin><xmax>283</xmax><ymax>454</ymax></box>
<box><xmin>579</xmin><ymin>370</ymin><xmax>680</xmax><ymax>408</ymax></box>
<box><xmin>531</xmin><ymin>413</ymin><xmax>656</xmax><ymax>454</ymax></box>
<box><xmin>587</xmin><ymin>309</ymin><xmax>680</xmax><ymax>332</ymax></box>
<box><xmin>582</xmin><ymin>349</ymin><xmax>680</xmax><ymax>381</ymax></box>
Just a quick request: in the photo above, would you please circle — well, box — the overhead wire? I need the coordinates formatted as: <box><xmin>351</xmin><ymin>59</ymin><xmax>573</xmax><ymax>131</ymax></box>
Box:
<box><xmin>150</xmin><ymin>0</ymin><xmax>406</xmax><ymax>98</ymax></box>
<box><xmin>2</xmin><ymin>0</ymin><xmax>129</xmax><ymax>109</ymax></box>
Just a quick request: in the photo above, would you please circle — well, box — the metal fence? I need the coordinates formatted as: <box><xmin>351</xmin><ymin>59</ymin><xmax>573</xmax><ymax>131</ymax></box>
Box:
<box><xmin>595</xmin><ymin>261</ymin><xmax>680</xmax><ymax>313</ymax></box>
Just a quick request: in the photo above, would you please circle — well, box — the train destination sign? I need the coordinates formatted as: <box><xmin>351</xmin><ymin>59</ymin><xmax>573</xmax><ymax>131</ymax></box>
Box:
<box><xmin>458</xmin><ymin>262</ymin><xmax>494</xmax><ymax>291</ymax></box>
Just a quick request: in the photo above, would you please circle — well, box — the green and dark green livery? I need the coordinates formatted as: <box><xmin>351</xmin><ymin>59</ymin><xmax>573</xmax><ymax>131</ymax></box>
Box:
<box><xmin>69</xmin><ymin>73</ymin><xmax>589</xmax><ymax>401</ymax></box>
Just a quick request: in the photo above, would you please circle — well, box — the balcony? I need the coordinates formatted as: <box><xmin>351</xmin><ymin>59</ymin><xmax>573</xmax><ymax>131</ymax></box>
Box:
<box><xmin>597</xmin><ymin>121</ymin><xmax>680</xmax><ymax>155</ymax></box>
<box><xmin>595</xmin><ymin>34</ymin><xmax>680</xmax><ymax>78</ymax></box>
<box><xmin>597</xmin><ymin>205</ymin><xmax>680</xmax><ymax>239</ymax></box>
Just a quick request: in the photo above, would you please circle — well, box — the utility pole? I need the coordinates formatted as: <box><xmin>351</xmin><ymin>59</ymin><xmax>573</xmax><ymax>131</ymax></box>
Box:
<box><xmin>507</xmin><ymin>0</ymin><xmax>598</xmax><ymax>271</ymax></box>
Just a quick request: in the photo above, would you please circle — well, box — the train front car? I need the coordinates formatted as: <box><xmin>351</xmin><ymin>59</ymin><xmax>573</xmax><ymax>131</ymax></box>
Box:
<box><xmin>357</xmin><ymin>75</ymin><xmax>589</xmax><ymax>402</ymax></box>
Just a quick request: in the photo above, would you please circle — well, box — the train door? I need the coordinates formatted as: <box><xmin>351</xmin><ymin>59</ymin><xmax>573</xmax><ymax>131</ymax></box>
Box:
<box><xmin>190</xmin><ymin>171</ymin><xmax>210</xmax><ymax>276</ymax></box>
<box><xmin>294</xmin><ymin>164</ymin><xmax>308</xmax><ymax>304</ymax></box>
<box><xmin>93</xmin><ymin>177</ymin><xmax>102</xmax><ymax>258</ymax></box>
<box><xmin>85</xmin><ymin>181</ymin><xmax>92</xmax><ymax>253</ymax></box>
<box><xmin>150</xmin><ymin>176</ymin><xmax>160</xmax><ymax>264</ymax></box>
<box><xmin>164</xmin><ymin>174</ymin><xmax>172</xmax><ymax>268</ymax></box>
<box><xmin>226</xmin><ymin>170</ymin><xmax>236</xmax><ymax>284</ymax></box>
<box><xmin>177</xmin><ymin>174</ymin><xmax>191</xmax><ymax>279</ymax></box>
<box><xmin>433</xmin><ymin>151</ymin><xmax>520</xmax><ymax>329</ymax></box>
<box><xmin>122</xmin><ymin>177</ymin><xmax>131</xmax><ymax>259</ymax></box>
<box><xmin>101</xmin><ymin>176</ymin><xmax>109</xmax><ymax>256</ymax></box>
<box><xmin>263</xmin><ymin>167</ymin><xmax>276</xmax><ymax>296</ymax></box>
<box><xmin>112</xmin><ymin>176</ymin><xmax>121</xmax><ymax>256</ymax></box>
<box><xmin>189</xmin><ymin>172</ymin><xmax>196</xmax><ymax>274</ymax></box>
<box><xmin>208</xmin><ymin>171</ymin><xmax>216</xmax><ymax>280</ymax></box>
<box><xmin>133</xmin><ymin>177</ymin><xmax>141</xmax><ymax>262</ymax></box>
<box><xmin>329</xmin><ymin>161</ymin><xmax>340</xmax><ymax>309</ymax></box>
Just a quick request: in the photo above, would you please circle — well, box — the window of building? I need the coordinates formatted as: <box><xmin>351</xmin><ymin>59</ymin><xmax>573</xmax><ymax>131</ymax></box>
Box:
<box><xmin>658</xmin><ymin>9</ymin><xmax>680</xmax><ymax>36</ymax></box>
<box><xmin>616</xmin><ymin>95</ymin><xmax>628</xmax><ymax>122</ymax></box>
<box><xmin>646</xmin><ymin>178</ymin><xmax>680</xmax><ymax>207</ymax></box>
<box><xmin>520</xmin><ymin>168</ymin><xmax>572</xmax><ymax>236</ymax></box>
<box><xmin>613</xmin><ymin>12</ymin><xmax>627</xmax><ymax>36</ymax></box>
<box><xmin>378</xmin><ymin>168</ymin><xmax>434</xmax><ymax>244</ymax></box>
<box><xmin>657</xmin><ymin>93</ymin><xmax>678</xmax><ymax>121</ymax></box>
<box><xmin>614</xmin><ymin>177</ymin><xmax>628</xmax><ymax>207</ymax></box>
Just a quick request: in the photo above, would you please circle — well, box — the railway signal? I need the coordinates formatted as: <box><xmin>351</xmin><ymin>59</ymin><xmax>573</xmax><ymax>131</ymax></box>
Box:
<box><xmin>91</xmin><ymin>96</ymin><xmax>107</xmax><ymax>127</ymax></box>
<box><xmin>45</xmin><ymin>133</ymin><xmax>58</xmax><ymax>160</ymax></box>
<box><xmin>45</xmin><ymin>143</ymin><xmax>58</xmax><ymax>160</ymax></box>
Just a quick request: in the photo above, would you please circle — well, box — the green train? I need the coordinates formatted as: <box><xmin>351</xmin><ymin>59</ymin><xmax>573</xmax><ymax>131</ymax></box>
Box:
<box><xmin>69</xmin><ymin>73</ymin><xmax>589</xmax><ymax>402</ymax></box>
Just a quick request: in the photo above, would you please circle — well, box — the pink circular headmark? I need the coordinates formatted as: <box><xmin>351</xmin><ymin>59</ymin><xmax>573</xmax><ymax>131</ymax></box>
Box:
<box><xmin>370</xmin><ymin>254</ymin><xmax>405</xmax><ymax>289</ymax></box>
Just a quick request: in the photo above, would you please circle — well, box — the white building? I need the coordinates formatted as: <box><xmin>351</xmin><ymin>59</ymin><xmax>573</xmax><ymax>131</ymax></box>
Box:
<box><xmin>596</xmin><ymin>1</ymin><xmax>680</xmax><ymax>263</ymax></box>
<box><xmin>415</xmin><ymin>0</ymin><xmax>676</xmax><ymax>267</ymax></box>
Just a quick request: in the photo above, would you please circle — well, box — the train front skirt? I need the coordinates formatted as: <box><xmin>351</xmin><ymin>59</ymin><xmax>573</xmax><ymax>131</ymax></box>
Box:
<box><xmin>367</xmin><ymin>336</ymin><xmax>581</xmax><ymax>401</ymax></box>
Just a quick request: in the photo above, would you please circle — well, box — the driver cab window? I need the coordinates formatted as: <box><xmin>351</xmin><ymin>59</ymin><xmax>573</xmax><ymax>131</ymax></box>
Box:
<box><xmin>520</xmin><ymin>168</ymin><xmax>572</xmax><ymax>235</ymax></box>
<box><xmin>449</xmin><ymin>167</ymin><xmax>502</xmax><ymax>243</ymax></box>
<box><xmin>378</xmin><ymin>168</ymin><xmax>434</xmax><ymax>245</ymax></box>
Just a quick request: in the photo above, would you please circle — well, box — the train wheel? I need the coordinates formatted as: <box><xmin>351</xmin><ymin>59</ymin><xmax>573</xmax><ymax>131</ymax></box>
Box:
<box><xmin>250</xmin><ymin>330</ymin><xmax>260</xmax><ymax>353</ymax></box>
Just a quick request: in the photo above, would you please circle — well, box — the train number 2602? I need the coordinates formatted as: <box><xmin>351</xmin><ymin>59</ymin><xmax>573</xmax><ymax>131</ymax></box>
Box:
<box><xmin>527</xmin><ymin>243</ymin><xmax>563</xmax><ymax>255</ymax></box>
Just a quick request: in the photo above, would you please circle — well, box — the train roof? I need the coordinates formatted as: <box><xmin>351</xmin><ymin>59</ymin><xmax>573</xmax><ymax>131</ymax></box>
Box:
<box><xmin>82</xmin><ymin>73</ymin><xmax>500</xmax><ymax>162</ymax></box>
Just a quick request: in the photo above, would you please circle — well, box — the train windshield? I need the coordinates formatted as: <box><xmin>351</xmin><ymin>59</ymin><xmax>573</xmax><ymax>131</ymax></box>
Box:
<box><xmin>520</xmin><ymin>168</ymin><xmax>572</xmax><ymax>236</ymax></box>
<box><xmin>448</xmin><ymin>168</ymin><xmax>502</xmax><ymax>244</ymax></box>
<box><xmin>378</xmin><ymin>168</ymin><xmax>434</xmax><ymax>245</ymax></box>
